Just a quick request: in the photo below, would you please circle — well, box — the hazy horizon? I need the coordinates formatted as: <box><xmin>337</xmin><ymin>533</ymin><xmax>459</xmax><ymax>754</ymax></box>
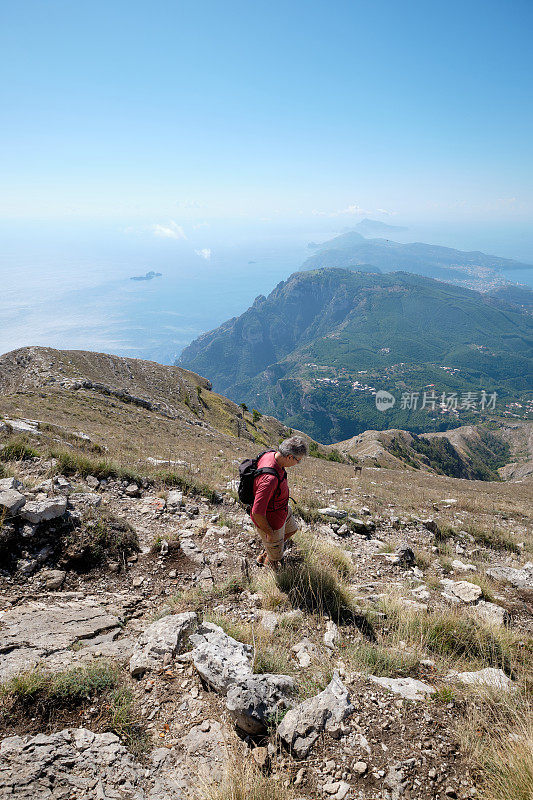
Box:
<box><xmin>1</xmin><ymin>1</ymin><xmax>532</xmax><ymax>363</ymax></box>
<box><xmin>1</xmin><ymin>215</ymin><xmax>532</xmax><ymax>365</ymax></box>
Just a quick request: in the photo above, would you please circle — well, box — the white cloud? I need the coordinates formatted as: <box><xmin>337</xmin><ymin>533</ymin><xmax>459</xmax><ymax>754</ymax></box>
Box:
<box><xmin>176</xmin><ymin>200</ymin><xmax>202</xmax><ymax>209</ymax></box>
<box><xmin>312</xmin><ymin>203</ymin><xmax>372</xmax><ymax>217</ymax></box>
<box><xmin>195</xmin><ymin>248</ymin><xmax>211</xmax><ymax>260</ymax></box>
<box><xmin>152</xmin><ymin>221</ymin><xmax>187</xmax><ymax>240</ymax></box>
<box><xmin>376</xmin><ymin>208</ymin><xmax>397</xmax><ymax>216</ymax></box>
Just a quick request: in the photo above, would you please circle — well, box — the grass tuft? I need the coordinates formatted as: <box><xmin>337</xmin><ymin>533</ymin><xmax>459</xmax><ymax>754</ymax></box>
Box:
<box><xmin>341</xmin><ymin>640</ymin><xmax>420</xmax><ymax>677</ymax></box>
<box><xmin>1</xmin><ymin>661</ymin><xmax>119</xmax><ymax>704</ymax></box>
<box><xmin>274</xmin><ymin>531</ymin><xmax>368</xmax><ymax>629</ymax></box>
<box><xmin>467</xmin><ymin>524</ymin><xmax>521</xmax><ymax>554</ymax></box>
<box><xmin>459</xmin><ymin>688</ymin><xmax>533</xmax><ymax>800</ymax></box>
<box><xmin>0</xmin><ymin>437</ymin><xmax>39</xmax><ymax>462</ymax></box>
<box><xmin>198</xmin><ymin>757</ymin><xmax>296</xmax><ymax>800</ymax></box>
<box><xmin>379</xmin><ymin>597</ymin><xmax>526</xmax><ymax>674</ymax></box>
<box><xmin>50</xmin><ymin>449</ymin><xmax>141</xmax><ymax>483</ymax></box>
<box><xmin>0</xmin><ymin>661</ymin><xmax>149</xmax><ymax>758</ymax></box>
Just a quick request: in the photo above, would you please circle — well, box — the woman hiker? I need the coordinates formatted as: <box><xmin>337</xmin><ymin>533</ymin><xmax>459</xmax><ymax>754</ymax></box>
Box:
<box><xmin>251</xmin><ymin>435</ymin><xmax>308</xmax><ymax>571</ymax></box>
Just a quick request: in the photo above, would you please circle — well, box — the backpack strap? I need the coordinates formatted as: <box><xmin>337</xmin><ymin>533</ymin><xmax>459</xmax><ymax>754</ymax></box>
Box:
<box><xmin>254</xmin><ymin>466</ymin><xmax>286</xmax><ymax>498</ymax></box>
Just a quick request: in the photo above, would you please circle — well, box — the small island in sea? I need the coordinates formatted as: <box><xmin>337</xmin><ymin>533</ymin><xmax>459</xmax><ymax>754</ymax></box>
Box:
<box><xmin>130</xmin><ymin>271</ymin><xmax>163</xmax><ymax>281</ymax></box>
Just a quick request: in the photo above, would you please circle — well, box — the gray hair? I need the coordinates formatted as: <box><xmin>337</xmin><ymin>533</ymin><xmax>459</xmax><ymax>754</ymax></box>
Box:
<box><xmin>279</xmin><ymin>435</ymin><xmax>308</xmax><ymax>459</ymax></box>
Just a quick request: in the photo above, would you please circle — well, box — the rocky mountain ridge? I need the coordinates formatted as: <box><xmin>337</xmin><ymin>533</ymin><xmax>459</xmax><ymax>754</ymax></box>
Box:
<box><xmin>0</xmin><ymin>346</ymin><xmax>532</xmax><ymax>800</ymax></box>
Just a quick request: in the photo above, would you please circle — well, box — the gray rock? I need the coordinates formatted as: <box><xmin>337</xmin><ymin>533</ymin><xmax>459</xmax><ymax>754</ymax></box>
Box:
<box><xmin>324</xmin><ymin>620</ymin><xmax>339</xmax><ymax>650</ymax></box>
<box><xmin>130</xmin><ymin>612</ymin><xmax>197</xmax><ymax>677</ymax></box>
<box><xmin>226</xmin><ymin>673</ymin><xmax>295</xmax><ymax>734</ymax></box>
<box><xmin>180</xmin><ymin>537</ymin><xmax>205</xmax><ymax>565</ymax></box>
<box><xmin>0</xmin><ymin>477</ymin><xmax>22</xmax><ymax>491</ymax></box>
<box><xmin>452</xmin><ymin>559</ymin><xmax>477</xmax><ymax>572</ymax></box>
<box><xmin>486</xmin><ymin>563</ymin><xmax>533</xmax><ymax>590</ymax></box>
<box><xmin>349</xmin><ymin>517</ymin><xmax>375</xmax><ymax>535</ymax></box>
<box><xmin>384</xmin><ymin>763</ymin><xmax>407</xmax><ymax>800</ymax></box>
<box><xmin>68</xmin><ymin>492</ymin><xmax>102</xmax><ymax>509</ymax></box>
<box><xmin>0</xmin><ymin>728</ymin><xmax>145</xmax><ymax>799</ymax></box>
<box><xmin>19</xmin><ymin>495</ymin><xmax>67</xmax><ymax>523</ymax></box>
<box><xmin>318</xmin><ymin>507</ymin><xmax>347</xmax><ymax>519</ymax></box>
<box><xmin>41</xmin><ymin>569</ymin><xmax>66</xmax><ymax>590</ymax></box>
<box><xmin>448</xmin><ymin>667</ymin><xmax>511</xmax><ymax>691</ymax></box>
<box><xmin>368</xmin><ymin>676</ymin><xmax>435</xmax><ymax>700</ymax></box>
<box><xmin>394</xmin><ymin>544</ymin><xmax>415</xmax><ymax>566</ymax></box>
<box><xmin>277</xmin><ymin>672</ymin><xmax>353</xmax><ymax>758</ymax></box>
<box><xmin>0</xmin><ymin>489</ymin><xmax>26</xmax><ymax>515</ymax></box>
<box><xmin>167</xmin><ymin>490</ymin><xmax>183</xmax><ymax>509</ymax></box>
<box><xmin>125</xmin><ymin>482</ymin><xmax>140</xmax><ymax>496</ymax></box>
<box><xmin>0</xmin><ymin>601</ymin><xmax>122</xmax><ymax>683</ymax></box>
<box><xmin>473</xmin><ymin>600</ymin><xmax>510</xmax><ymax>627</ymax></box>
<box><xmin>86</xmin><ymin>475</ymin><xmax>100</xmax><ymax>489</ymax></box>
<box><xmin>0</xmin><ymin>726</ymin><xmax>189</xmax><ymax>800</ymax></box>
<box><xmin>440</xmin><ymin>579</ymin><xmax>482</xmax><ymax>604</ymax></box>
<box><xmin>54</xmin><ymin>475</ymin><xmax>72</xmax><ymax>494</ymax></box>
<box><xmin>189</xmin><ymin>622</ymin><xmax>253</xmax><ymax>694</ymax></box>
<box><xmin>292</xmin><ymin>638</ymin><xmax>318</xmax><ymax>668</ymax></box>
<box><xmin>177</xmin><ymin>720</ymin><xmax>237</xmax><ymax>786</ymax></box>
<box><xmin>196</xmin><ymin>565</ymin><xmax>214</xmax><ymax>588</ymax></box>
<box><xmin>258</xmin><ymin>611</ymin><xmax>280</xmax><ymax>632</ymax></box>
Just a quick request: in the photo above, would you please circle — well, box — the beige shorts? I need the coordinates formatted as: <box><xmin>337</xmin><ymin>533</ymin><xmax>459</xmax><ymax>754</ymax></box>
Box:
<box><xmin>257</xmin><ymin>507</ymin><xmax>299</xmax><ymax>562</ymax></box>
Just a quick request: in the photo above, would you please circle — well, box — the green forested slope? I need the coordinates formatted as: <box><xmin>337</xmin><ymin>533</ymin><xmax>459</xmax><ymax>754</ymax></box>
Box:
<box><xmin>179</xmin><ymin>269</ymin><xmax>533</xmax><ymax>442</ymax></box>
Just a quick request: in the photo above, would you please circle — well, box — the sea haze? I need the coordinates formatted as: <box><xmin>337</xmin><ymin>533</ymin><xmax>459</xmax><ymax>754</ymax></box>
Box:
<box><xmin>1</xmin><ymin>219</ymin><xmax>532</xmax><ymax>365</ymax></box>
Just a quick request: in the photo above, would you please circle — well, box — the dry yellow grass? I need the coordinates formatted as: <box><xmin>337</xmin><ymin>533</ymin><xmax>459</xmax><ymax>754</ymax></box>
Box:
<box><xmin>458</xmin><ymin>687</ymin><xmax>533</xmax><ymax>800</ymax></box>
<box><xmin>197</xmin><ymin>756</ymin><xmax>296</xmax><ymax>800</ymax></box>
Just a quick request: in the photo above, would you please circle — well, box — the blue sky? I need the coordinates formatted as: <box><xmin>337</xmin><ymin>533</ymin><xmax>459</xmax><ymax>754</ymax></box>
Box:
<box><xmin>1</xmin><ymin>0</ymin><xmax>532</xmax><ymax>224</ymax></box>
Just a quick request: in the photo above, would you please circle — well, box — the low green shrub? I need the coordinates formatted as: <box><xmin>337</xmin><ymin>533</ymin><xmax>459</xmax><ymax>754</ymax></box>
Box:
<box><xmin>64</xmin><ymin>511</ymin><xmax>139</xmax><ymax>569</ymax></box>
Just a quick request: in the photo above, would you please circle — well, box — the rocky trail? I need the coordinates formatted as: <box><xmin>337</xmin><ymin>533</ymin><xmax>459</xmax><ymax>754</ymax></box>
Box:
<box><xmin>0</xmin><ymin>430</ymin><xmax>532</xmax><ymax>799</ymax></box>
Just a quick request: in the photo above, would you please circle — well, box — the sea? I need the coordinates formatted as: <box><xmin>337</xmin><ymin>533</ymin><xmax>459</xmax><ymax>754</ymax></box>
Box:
<box><xmin>1</xmin><ymin>218</ymin><xmax>532</xmax><ymax>366</ymax></box>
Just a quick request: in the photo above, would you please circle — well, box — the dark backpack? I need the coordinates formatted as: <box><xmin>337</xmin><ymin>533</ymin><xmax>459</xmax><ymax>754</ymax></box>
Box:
<box><xmin>238</xmin><ymin>450</ymin><xmax>283</xmax><ymax>508</ymax></box>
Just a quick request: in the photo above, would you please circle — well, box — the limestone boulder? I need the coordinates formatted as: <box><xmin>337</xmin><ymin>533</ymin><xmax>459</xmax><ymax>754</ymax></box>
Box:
<box><xmin>486</xmin><ymin>563</ymin><xmax>533</xmax><ymax>590</ymax></box>
<box><xmin>368</xmin><ymin>676</ymin><xmax>435</xmax><ymax>700</ymax></box>
<box><xmin>0</xmin><ymin>489</ymin><xmax>26</xmax><ymax>515</ymax></box>
<box><xmin>440</xmin><ymin>579</ymin><xmax>482</xmax><ymax>604</ymax></box>
<box><xmin>166</xmin><ymin>490</ymin><xmax>183</xmax><ymax>510</ymax></box>
<box><xmin>189</xmin><ymin>622</ymin><xmax>253</xmax><ymax>694</ymax></box>
<box><xmin>19</xmin><ymin>495</ymin><xmax>67</xmax><ymax>524</ymax></box>
<box><xmin>0</xmin><ymin>600</ymin><xmax>123</xmax><ymax>683</ymax></box>
<box><xmin>473</xmin><ymin>600</ymin><xmax>510</xmax><ymax>627</ymax></box>
<box><xmin>318</xmin><ymin>507</ymin><xmax>347</xmax><ymax>519</ymax></box>
<box><xmin>129</xmin><ymin>612</ymin><xmax>198</xmax><ymax>677</ymax></box>
<box><xmin>277</xmin><ymin>672</ymin><xmax>353</xmax><ymax>758</ymax></box>
<box><xmin>448</xmin><ymin>667</ymin><xmax>512</xmax><ymax>691</ymax></box>
<box><xmin>226</xmin><ymin>673</ymin><xmax>295</xmax><ymax>734</ymax></box>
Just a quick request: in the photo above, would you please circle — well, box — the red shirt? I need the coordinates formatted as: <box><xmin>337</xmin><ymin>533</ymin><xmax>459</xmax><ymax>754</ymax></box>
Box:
<box><xmin>251</xmin><ymin>451</ymin><xmax>289</xmax><ymax>529</ymax></box>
